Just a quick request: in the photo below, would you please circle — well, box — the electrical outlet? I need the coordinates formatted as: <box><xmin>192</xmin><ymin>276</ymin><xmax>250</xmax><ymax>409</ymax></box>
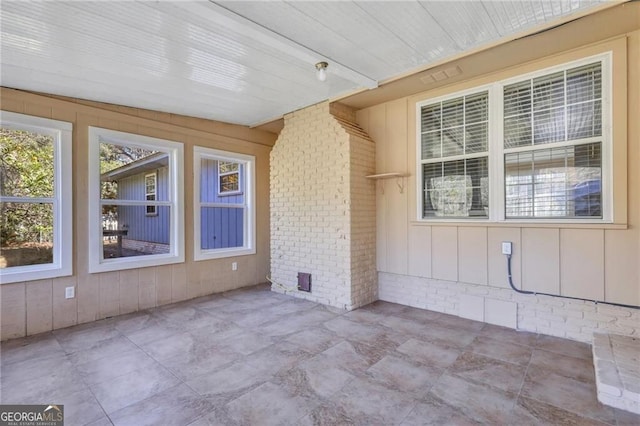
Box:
<box><xmin>501</xmin><ymin>241</ymin><xmax>512</xmax><ymax>255</ymax></box>
<box><xmin>65</xmin><ymin>286</ymin><xmax>75</xmax><ymax>299</ymax></box>
<box><xmin>232</xmin><ymin>262</ymin><xmax>238</xmax><ymax>271</ymax></box>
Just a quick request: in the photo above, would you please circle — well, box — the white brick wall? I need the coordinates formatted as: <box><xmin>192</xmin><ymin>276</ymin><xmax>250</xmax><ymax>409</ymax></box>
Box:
<box><xmin>270</xmin><ymin>102</ymin><xmax>376</xmax><ymax>310</ymax></box>
<box><xmin>379</xmin><ymin>272</ymin><xmax>640</xmax><ymax>343</ymax></box>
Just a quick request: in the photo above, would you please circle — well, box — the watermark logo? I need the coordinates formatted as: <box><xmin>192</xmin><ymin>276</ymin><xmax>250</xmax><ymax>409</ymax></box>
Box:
<box><xmin>0</xmin><ymin>404</ymin><xmax>64</xmax><ymax>426</ymax></box>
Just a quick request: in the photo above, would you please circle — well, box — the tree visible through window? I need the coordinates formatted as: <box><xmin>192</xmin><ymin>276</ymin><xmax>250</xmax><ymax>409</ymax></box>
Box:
<box><xmin>0</xmin><ymin>112</ymin><xmax>72</xmax><ymax>283</ymax></box>
<box><xmin>218</xmin><ymin>161</ymin><xmax>240</xmax><ymax>194</ymax></box>
<box><xmin>89</xmin><ymin>127</ymin><xmax>184</xmax><ymax>273</ymax></box>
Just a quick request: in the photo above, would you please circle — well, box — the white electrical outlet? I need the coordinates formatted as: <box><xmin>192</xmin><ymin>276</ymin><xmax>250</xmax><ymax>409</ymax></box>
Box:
<box><xmin>232</xmin><ymin>262</ymin><xmax>238</xmax><ymax>271</ymax></box>
<box><xmin>501</xmin><ymin>241</ymin><xmax>512</xmax><ymax>255</ymax></box>
<box><xmin>65</xmin><ymin>286</ymin><xmax>75</xmax><ymax>299</ymax></box>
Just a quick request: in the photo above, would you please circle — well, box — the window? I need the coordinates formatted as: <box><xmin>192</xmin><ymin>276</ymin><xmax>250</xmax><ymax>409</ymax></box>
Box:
<box><xmin>145</xmin><ymin>172</ymin><xmax>157</xmax><ymax>216</ymax></box>
<box><xmin>420</xmin><ymin>90</ymin><xmax>489</xmax><ymax>218</ymax></box>
<box><xmin>417</xmin><ymin>53</ymin><xmax>611</xmax><ymax>222</ymax></box>
<box><xmin>503</xmin><ymin>62</ymin><xmax>605</xmax><ymax>219</ymax></box>
<box><xmin>88</xmin><ymin>127</ymin><xmax>184</xmax><ymax>273</ymax></box>
<box><xmin>194</xmin><ymin>147</ymin><xmax>255</xmax><ymax>260</ymax></box>
<box><xmin>218</xmin><ymin>161</ymin><xmax>240</xmax><ymax>195</ymax></box>
<box><xmin>0</xmin><ymin>111</ymin><xmax>72</xmax><ymax>284</ymax></box>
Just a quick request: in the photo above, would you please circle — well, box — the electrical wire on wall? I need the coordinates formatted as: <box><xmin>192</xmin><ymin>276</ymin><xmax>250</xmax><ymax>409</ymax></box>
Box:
<box><xmin>505</xmin><ymin>253</ymin><xmax>640</xmax><ymax>310</ymax></box>
<box><xmin>265</xmin><ymin>275</ymin><xmax>297</xmax><ymax>292</ymax></box>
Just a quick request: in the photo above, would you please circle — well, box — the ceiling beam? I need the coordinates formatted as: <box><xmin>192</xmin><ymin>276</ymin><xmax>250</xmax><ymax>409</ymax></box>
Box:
<box><xmin>208</xmin><ymin>1</ymin><xmax>378</xmax><ymax>90</ymax></box>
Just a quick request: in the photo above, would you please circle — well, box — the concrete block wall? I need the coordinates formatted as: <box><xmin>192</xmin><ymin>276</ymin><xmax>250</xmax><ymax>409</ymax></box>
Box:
<box><xmin>379</xmin><ymin>272</ymin><xmax>640</xmax><ymax>343</ymax></box>
<box><xmin>270</xmin><ymin>102</ymin><xmax>376</xmax><ymax>310</ymax></box>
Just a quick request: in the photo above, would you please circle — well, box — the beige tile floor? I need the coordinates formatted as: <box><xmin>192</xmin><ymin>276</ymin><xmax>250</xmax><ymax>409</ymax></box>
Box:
<box><xmin>1</xmin><ymin>284</ymin><xmax>639</xmax><ymax>426</ymax></box>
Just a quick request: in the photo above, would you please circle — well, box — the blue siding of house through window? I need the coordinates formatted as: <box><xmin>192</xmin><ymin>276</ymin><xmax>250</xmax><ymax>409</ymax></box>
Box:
<box><xmin>200</xmin><ymin>207</ymin><xmax>244</xmax><ymax>249</ymax></box>
<box><xmin>200</xmin><ymin>159</ymin><xmax>244</xmax><ymax>249</ymax></box>
<box><xmin>117</xmin><ymin>167</ymin><xmax>170</xmax><ymax>244</ymax></box>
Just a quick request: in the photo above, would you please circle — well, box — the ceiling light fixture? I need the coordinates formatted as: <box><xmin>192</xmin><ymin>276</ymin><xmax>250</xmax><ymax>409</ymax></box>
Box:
<box><xmin>315</xmin><ymin>61</ymin><xmax>328</xmax><ymax>82</ymax></box>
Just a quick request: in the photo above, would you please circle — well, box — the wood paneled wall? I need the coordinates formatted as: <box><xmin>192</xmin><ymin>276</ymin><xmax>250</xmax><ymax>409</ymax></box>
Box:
<box><xmin>357</xmin><ymin>31</ymin><xmax>639</xmax><ymax>307</ymax></box>
<box><xmin>0</xmin><ymin>88</ymin><xmax>276</xmax><ymax>340</ymax></box>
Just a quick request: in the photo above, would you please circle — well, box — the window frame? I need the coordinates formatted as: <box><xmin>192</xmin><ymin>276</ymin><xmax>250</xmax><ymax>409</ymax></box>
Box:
<box><xmin>416</xmin><ymin>52</ymin><xmax>612</xmax><ymax>223</ymax></box>
<box><xmin>88</xmin><ymin>127</ymin><xmax>184</xmax><ymax>273</ymax></box>
<box><xmin>417</xmin><ymin>85</ymin><xmax>493</xmax><ymax>220</ymax></box>
<box><xmin>217</xmin><ymin>161</ymin><xmax>242</xmax><ymax>196</ymax></box>
<box><xmin>0</xmin><ymin>111</ymin><xmax>73</xmax><ymax>284</ymax></box>
<box><xmin>144</xmin><ymin>172</ymin><xmax>157</xmax><ymax>216</ymax></box>
<box><xmin>194</xmin><ymin>146</ymin><xmax>255</xmax><ymax>261</ymax></box>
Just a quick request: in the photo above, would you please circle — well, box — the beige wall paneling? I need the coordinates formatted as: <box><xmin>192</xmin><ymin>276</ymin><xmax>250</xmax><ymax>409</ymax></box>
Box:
<box><xmin>522</xmin><ymin>228</ymin><xmax>560</xmax><ymax>294</ymax></box>
<box><xmin>202</xmin><ymin>260</ymin><xmax>238</xmax><ymax>295</ymax></box>
<box><xmin>51</xmin><ymin>105</ymin><xmax>78</xmax><ymax>125</ymax></box>
<box><xmin>408</xmin><ymin>225</ymin><xmax>432</xmax><ymax>278</ymax></box>
<box><xmin>1</xmin><ymin>97</ymin><xmax>25</xmax><ymax>113</ymax></box>
<box><xmin>1</xmin><ymin>88</ymin><xmax>275</xmax><ymax>339</ymax></box>
<box><xmin>25</xmin><ymin>279</ymin><xmax>53</xmax><ymax>336</ymax></box>
<box><xmin>604</xmin><ymin>230</ymin><xmax>640</xmax><ymax>305</ymax></box>
<box><xmin>432</xmin><ymin>226</ymin><xmax>458</xmax><ymax>281</ymax></box>
<box><xmin>97</xmin><ymin>117</ymin><xmax>120</xmax><ymax>132</ymax></box>
<box><xmin>611</xmin><ymin>36</ymin><xmax>629</xmax><ymax>225</ymax></box>
<box><xmin>74</xmin><ymin>113</ymin><xmax>95</xmax><ymax>278</ymax></box>
<box><xmin>137</xmin><ymin>267</ymin><xmax>156</xmax><ymax>310</ymax></box>
<box><xmin>24</xmin><ymin>103</ymin><xmax>52</xmax><ymax>119</ymax></box>
<box><xmin>119</xmin><ymin>269</ymin><xmax>140</xmax><ymax>315</ymax></box>
<box><xmin>0</xmin><ymin>283</ymin><xmax>26</xmax><ymax>340</ymax></box>
<box><xmin>237</xmin><ymin>255</ymin><xmax>258</xmax><ymax>289</ymax></box>
<box><xmin>199</xmin><ymin>261</ymin><xmax>215</xmax><ymax>296</ymax></box>
<box><xmin>487</xmin><ymin>228</ymin><xmax>522</xmax><ymax>289</ymax></box>
<box><xmin>77</xmin><ymin>277</ymin><xmax>100</xmax><ymax>325</ymax></box>
<box><xmin>560</xmin><ymin>229</ymin><xmax>605</xmax><ymax>300</ymax></box>
<box><xmin>171</xmin><ymin>263</ymin><xmax>187</xmax><ymax>303</ymax></box>
<box><xmin>155</xmin><ymin>264</ymin><xmax>173</xmax><ymax>306</ymax></box>
<box><xmin>385</xmin><ymin>99</ymin><xmax>409</xmax><ymax>275</ymax></box>
<box><xmin>52</xmin><ymin>276</ymin><xmax>78</xmax><ymax>329</ymax></box>
<box><xmin>187</xmin><ymin>261</ymin><xmax>204</xmax><ymax>299</ymax></box>
<box><xmin>75</xmin><ymin>113</ymin><xmax>100</xmax><ymax>324</ymax></box>
<box><xmin>355</xmin><ymin>109</ymin><xmax>369</xmax><ymax>133</ymax></box>
<box><xmin>364</xmin><ymin>105</ymin><xmax>388</xmax><ymax>272</ymax></box>
<box><xmin>458</xmin><ymin>227</ymin><xmax>488</xmax><ymax>285</ymax></box>
<box><xmin>255</xmin><ymin>152</ymin><xmax>272</xmax><ymax>284</ymax></box>
<box><xmin>98</xmin><ymin>271</ymin><xmax>120</xmax><ymax>318</ymax></box>
<box><xmin>216</xmin><ymin>260</ymin><xmax>234</xmax><ymax>293</ymax></box>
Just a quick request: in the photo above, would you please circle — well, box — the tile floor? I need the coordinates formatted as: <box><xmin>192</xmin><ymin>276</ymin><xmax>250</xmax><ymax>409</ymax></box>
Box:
<box><xmin>1</xmin><ymin>284</ymin><xmax>639</xmax><ymax>425</ymax></box>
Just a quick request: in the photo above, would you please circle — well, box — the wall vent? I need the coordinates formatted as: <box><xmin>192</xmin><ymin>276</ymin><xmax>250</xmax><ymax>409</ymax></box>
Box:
<box><xmin>420</xmin><ymin>65</ymin><xmax>462</xmax><ymax>84</ymax></box>
<box><xmin>297</xmin><ymin>272</ymin><xmax>311</xmax><ymax>292</ymax></box>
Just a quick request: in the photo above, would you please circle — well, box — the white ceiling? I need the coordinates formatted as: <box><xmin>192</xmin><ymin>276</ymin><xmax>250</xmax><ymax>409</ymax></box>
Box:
<box><xmin>0</xmin><ymin>1</ymin><xmax>612</xmax><ymax>128</ymax></box>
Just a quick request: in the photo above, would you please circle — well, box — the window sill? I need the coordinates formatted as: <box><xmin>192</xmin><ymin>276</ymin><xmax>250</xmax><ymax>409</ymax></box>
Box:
<box><xmin>0</xmin><ymin>264</ymin><xmax>73</xmax><ymax>285</ymax></box>
<box><xmin>194</xmin><ymin>247</ymin><xmax>255</xmax><ymax>261</ymax></box>
<box><xmin>89</xmin><ymin>253</ymin><xmax>184</xmax><ymax>274</ymax></box>
<box><xmin>410</xmin><ymin>219</ymin><xmax>627</xmax><ymax>230</ymax></box>
<box><xmin>218</xmin><ymin>191</ymin><xmax>243</xmax><ymax>197</ymax></box>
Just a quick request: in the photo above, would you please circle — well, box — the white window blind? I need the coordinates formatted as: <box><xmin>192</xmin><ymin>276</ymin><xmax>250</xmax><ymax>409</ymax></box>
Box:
<box><xmin>420</xmin><ymin>91</ymin><xmax>489</xmax><ymax>218</ymax></box>
<box><xmin>503</xmin><ymin>62</ymin><xmax>603</xmax><ymax>219</ymax></box>
<box><xmin>417</xmin><ymin>54</ymin><xmax>610</xmax><ymax>223</ymax></box>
